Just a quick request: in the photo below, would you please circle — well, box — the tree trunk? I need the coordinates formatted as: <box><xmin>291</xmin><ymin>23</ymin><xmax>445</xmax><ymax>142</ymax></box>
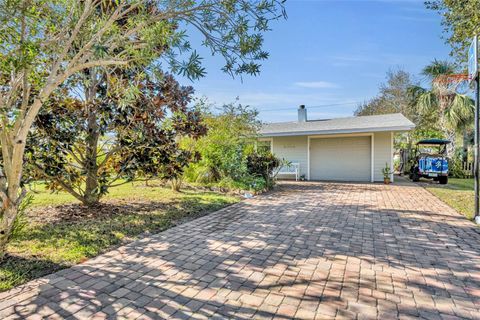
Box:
<box><xmin>0</xmin><ymin>136</ymin><xmax>27</xmax><ymax>260</ymax></box>
<box><xmin>445</xmin><ymin>130</ymin><xmax>456</xmax><ymax>158</ymax></box>
<box><xmin>82</xmin><ymin>73</ymin><xmax>101</xmax><ymax>207</ymax></box>
<box><xmin>439</xmin><ymin>115</ymin><xmax>456</xmax><ymax>157</ymax></box>
<box><xmin>0</xmin><ymin>201</ymin><xmax>20</xmax><ymax>259</ymax></box>
<box><xmin>462</xmin><ymin>130</ymin><xmax>469</xmax><ymax>162</ymax></box>
<box><xmin>171</xmin><ymin>178</ymin><xmax>182</xmax><ymax>192</ymax></box>
<box><xmin>83</xmin><ymin>104</ymin><xmax>100</xmax><ymax>206</ymax></box>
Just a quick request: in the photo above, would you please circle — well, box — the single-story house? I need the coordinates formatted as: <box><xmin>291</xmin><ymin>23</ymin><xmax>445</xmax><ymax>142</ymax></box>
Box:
<box><xmin>258</xmin><ymin>105</ymin><xmax>415</xmax><ymax>182</ymax></box>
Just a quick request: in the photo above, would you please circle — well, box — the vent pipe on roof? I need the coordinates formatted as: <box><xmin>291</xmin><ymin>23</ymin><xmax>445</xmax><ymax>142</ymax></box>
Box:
<box><xmin>298</xmin><ymin>105</ymin><xmax>307</xmax><ymax>122</ymax></box>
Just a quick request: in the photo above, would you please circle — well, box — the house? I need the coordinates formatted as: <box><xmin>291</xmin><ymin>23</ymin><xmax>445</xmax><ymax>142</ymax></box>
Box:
<box><xmin>259</xmin><ymin>105</ymin><xmax>415</xmax><ymax>182</ymax></box>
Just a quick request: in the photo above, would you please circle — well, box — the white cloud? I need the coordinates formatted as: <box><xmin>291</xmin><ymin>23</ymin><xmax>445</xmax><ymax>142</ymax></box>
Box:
<box><xmin>294</xmin><ymin>81</ymin><xmax>339</xmax><ymax>89</ymax></box>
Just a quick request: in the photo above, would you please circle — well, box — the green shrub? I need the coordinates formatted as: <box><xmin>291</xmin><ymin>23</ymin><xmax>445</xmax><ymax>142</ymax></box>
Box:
<box><xmin>181</xmin><ymin>102</ymin><xmax>262</xmax><ymax>190</ymax></box>
<box><xmin>183</xmin><ymin>163</ymin><xmax>219</xmax><ymax>184</ymax></box>
<box><xmin>246</xmin><ymin>152</ymin><xmax>281</xmax><ymax>189</ymax></box>
<box><xmin>217</xmin><ymin>176</ymin><xmax>266</xmax><ymax>192</ymax></box>
<box><xmin>10</xmin><ymin>194</ymin><xmax>33</xmax><ymax>240</ymax></box>
<box><xmin>449</xmin><ymin>156</ymin><xmax>468</xmax><ymax>178</ymax></box>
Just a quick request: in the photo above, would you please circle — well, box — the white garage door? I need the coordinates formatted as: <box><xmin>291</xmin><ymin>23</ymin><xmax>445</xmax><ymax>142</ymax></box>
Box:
<box><xmin>310</xmin><ymin>136</ymin><xmax>371</xmax><ymax>181</ymax></box>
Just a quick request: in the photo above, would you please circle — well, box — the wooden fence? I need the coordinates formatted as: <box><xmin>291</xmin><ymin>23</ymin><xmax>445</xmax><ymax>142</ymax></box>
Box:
<box><xmin>462</xmin><ymin>162</ymin><xmax>474</xmax><ymax>177</ymax></box>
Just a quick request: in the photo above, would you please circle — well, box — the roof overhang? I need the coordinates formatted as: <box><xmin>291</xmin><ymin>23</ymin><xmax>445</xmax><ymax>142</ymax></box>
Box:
<box><xmin>260</xmin><ymin>125</ymin><xmax>415</xmax><ymax>137</ymax></box>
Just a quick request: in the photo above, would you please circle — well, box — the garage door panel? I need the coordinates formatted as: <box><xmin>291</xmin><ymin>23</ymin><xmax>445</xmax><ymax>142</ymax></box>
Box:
<box><xmin>310</xmin><ymin>136</ymin><xmax>371</xmax><ymax>181</ymax></box>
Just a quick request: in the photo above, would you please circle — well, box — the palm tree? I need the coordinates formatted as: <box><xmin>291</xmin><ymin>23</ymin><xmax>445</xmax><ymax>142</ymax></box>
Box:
<box><xmin>408</xmin><ymin>59</ymin><xmax>474</xmax><ymax>156</ymax></box>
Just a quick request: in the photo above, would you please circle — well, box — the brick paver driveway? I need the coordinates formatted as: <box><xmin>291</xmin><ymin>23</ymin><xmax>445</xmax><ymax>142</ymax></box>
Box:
<box><xmin>1</xmin><ymin>181</ymin><xmax>480</xmax><ymax>319</ymax></box>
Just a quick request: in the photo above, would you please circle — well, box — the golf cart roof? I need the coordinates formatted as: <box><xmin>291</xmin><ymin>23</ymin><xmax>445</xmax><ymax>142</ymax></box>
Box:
<box><xmin>416</xmin><ymin>138</ymin><xmax>451</xmax><ymax>145</ymax></box>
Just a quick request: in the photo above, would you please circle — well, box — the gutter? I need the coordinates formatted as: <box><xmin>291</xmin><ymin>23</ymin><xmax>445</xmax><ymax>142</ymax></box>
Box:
<box><xmin>259</xmin><ymin>125</ymin><xmax>415</xmax><ymax>137</ymax></box>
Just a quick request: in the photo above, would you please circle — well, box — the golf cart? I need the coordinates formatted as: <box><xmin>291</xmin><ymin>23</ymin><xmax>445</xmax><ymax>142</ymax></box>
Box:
<box><xmin>409</xmin><ymin>138</ymin><xmax>450</xmax><ymax>184</ymax></box>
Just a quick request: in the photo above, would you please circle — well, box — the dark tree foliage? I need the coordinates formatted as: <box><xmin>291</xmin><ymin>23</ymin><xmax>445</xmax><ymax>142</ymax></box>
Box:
<box><xmin>246</xmin><ymin>152</ymin><xmax>280</xmax><ymax>189</ymax></box>
<box><xmin>26</xmin><ymin>72</ymin><xmax>206</xmax><ymax>205</ymax></box>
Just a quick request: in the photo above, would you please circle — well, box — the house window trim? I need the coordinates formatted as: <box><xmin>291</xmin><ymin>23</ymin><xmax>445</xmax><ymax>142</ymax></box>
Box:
<box><xmin>257</xmin><ymin>138</ymin><xmax>273</xmax><ymax>153</ymax></box>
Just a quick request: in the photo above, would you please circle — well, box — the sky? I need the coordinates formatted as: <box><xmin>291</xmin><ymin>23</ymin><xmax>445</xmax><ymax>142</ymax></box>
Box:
<box><xmin>180</xmin><ymin>0</ymin><xmax>451</xmax><ymax>123</ymax></box>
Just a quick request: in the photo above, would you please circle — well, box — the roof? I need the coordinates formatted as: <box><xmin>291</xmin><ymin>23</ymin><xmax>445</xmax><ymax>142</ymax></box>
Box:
<box><xmin>260</xmin><ymin>113</ymin><xmax>415</xmax><ymax>137</ymax></box>
<box><xmin>417</xmin><ymin>138</ymin><xmax>450</xmax><ymax>145</ymax></box>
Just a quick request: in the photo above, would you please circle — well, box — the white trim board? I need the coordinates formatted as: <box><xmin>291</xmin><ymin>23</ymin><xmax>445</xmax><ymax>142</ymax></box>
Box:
<box><xmin>261</xmin><ymin>126</ymin><xmax>414</xmax><ymax>137</ymax></box>
<box><xmin>390</xmin><ymin>132</ymin><xmax>394</xmax><ymax>182</ymax></box>
<box><xmin>371</xmin><ymin>134</ymin><xmax>375</xmax><ymax>183</ymax></box>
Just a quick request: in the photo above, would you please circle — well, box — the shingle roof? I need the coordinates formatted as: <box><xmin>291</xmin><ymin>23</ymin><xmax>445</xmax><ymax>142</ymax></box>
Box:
<box><xmin>260</xmin><ymin>113</ymin><xmax>415</xmax><ymax>137</ymax></box>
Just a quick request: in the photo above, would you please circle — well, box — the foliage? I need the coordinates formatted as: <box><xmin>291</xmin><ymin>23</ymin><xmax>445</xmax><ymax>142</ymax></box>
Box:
<box><xmin>355</xmin><ymin>65</ymin><xmax>474</xmax><ymax>157</ymax></box>
<box><xmin>246</xmin><ymin>152</ymin><xmax>282</xmax><ymax>189</ymax></box>
<box><xmin>26</xmin><ymin>72</ymin><xmax>205</xmax><ymax>205</ymax></box>
<box><xmin>355</xmin><ymin>68</ymin><xmax>443</xmax><ymax>150</ymax></box>
<box><xmin>216</xmin><ymin>176</ymin><xmax>267</xmax><ymax>193</ymax></box>
<box><xmin>447</xmin><ymin>148</ymin><xmax>470</xmax><ymax>178</ymax></box>
<box><xmin>449</xmin><ymin>157</ymin><xmax>467</xmax><ymax>178</ymax></box>
<box><xmin>381</xmin><ymin>162</ymin><xmax>392</xmax><ymax>180</ymax></box>
<box><xmin>182</xmin><ymin>101</ymin><xmax>261</xmax><ymax>189</ymax></box>
<box><xmin>10</xmin><ymin>195</ymin><xmax>33</xmax><ymax>240</ymax></box>
<box><xmin>355</xmin><ymin>69</ymin><xmax>418</xmax><ymax>118</ymax></box>
<box><xmin>408</xmin><ymin>60</ymin><xmax>474</xmax><ymax>155</ymax></box>
<box><xmin>426</xmin><ymin>0</ymin><xmax>479</xmax><ymax>63</ymax></box>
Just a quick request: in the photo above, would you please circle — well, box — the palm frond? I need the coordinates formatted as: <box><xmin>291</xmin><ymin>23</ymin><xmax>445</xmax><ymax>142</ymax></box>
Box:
<box><xmin>422</xmin><ymin>59</ymin><xmax>457</xmax><ymax>81</ymax></box>
<box><xmin>407</xmin><ymin>85</ymin><xmax>427</xmax><ymax>98</ymax></box>
<box><xmin>415</xmin><ymin>91</ymin><xmax>438</xmax><ymax>115</ymax></box>
<box><xmin>444</xmin><ymin>94</ymin><xmax>475</xmax><ymax>130</ymax></box>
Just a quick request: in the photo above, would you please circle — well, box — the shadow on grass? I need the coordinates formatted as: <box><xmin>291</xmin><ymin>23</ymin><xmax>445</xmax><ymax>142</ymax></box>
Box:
<box><xmin>2</xmin><ymin>195</ymin><xmax>236</xmax><ymax>292</ymax></box>
<box><xmin>0</xmin><ymin>255</ymin><xmax>67</xmax><ymax>292</ymax></box>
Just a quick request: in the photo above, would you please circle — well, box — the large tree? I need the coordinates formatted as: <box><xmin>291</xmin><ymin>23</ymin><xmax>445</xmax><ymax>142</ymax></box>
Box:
<box><xmin>355</xmin><ymin>68</ymin><xmax>443</xmax><ymax>151</ymax></box>
<box><xmin>26</xmin><ymin>72</ymin><xmax>205</xmax><ymax>206</ymax></box>
<box><xmin>182</xmin><ymin>101</ymin><xmax>260</xmax><ymax>184</ymax></box>
<box><xmin>355</xmin><ymin>69</ymin><xmax>417</xmax><ymax>118</ymax></box>
<box><xmin>426</xmin><ymin>0</ymin><xmax>480</xmax><ymax>63</ymax></box>
<box><xmin>408</xmin><ymin>60</ymin><xmax>474</xmax><ymax>155</ymax></box>
<box><xmin>0</xmin><ymin>0</ymin><xmax>285</xmax><ymax>257</ymax></box>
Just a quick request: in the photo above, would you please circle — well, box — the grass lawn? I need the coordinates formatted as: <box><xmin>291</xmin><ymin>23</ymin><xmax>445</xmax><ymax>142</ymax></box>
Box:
<box><xmin>0</xmin><ymin>182</ymin><xmax>239</xmax><ymax>292</ymax></box>
<box><xmin>425</xmin><ymin>178</ymin><xmax>474</xmax><ymax>220</ymax></box>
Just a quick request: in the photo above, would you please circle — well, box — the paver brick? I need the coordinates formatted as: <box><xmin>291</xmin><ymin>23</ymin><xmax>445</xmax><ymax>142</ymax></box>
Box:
<box><xmin>0</xmin><ymin>181</ymin><xmax>479</xmax><ymax>319</ymax></box>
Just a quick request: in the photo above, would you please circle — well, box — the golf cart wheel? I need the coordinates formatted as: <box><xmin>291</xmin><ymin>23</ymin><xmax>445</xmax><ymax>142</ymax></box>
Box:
<box><xmin>439</xmin><ymin>176</ymin><xmax>448</xmax><ymax>185</ymax></box>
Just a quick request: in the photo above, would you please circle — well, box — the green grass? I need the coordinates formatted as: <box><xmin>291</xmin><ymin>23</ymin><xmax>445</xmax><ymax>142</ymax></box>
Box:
<box><xmin>425</xmin><ymin>178</ymin><xmax>474</xmax><ymax>220</ymax></box>
<box><xmin>1</xmin><ymin>182</ymin><xmax>239</xmax><ymax>292</ymax></box>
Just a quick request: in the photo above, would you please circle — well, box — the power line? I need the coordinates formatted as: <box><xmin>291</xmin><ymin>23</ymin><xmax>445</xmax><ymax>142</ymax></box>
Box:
<box><xmin>258</xmin><ymin>101</ymin><xmax>361</xmax><ymax>112</ymax></box>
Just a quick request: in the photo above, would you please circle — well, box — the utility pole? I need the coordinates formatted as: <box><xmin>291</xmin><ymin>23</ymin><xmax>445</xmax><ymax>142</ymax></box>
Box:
<box><xmin>472</xmin><ymin>35</ymin><xmax>480</xmax><ymax>224</ymax></box>
<box><xmin>475</xmin><ymin>75</ymin><xmax>480</xmax><ymax>224</ymax></box>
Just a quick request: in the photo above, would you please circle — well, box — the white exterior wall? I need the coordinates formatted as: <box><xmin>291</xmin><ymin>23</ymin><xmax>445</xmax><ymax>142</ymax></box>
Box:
<box><xmin>373</xmin><ymin>131</ymin><xmax>393</xmax><ymax>182</ymax></box>
<box><xmin>271</xmin><ymin>136</ymin><xmax>308</xmax><ymax>178</ymax></box>
<box><xmin>268</xmin><ymin>131</ymin><xmax>394</xmax><ymax>182</ymax></box>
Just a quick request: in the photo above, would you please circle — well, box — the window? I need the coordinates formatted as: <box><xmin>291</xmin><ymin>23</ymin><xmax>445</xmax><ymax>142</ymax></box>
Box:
<box><xmin>257</xmin><ymin>140</ymin><xmax>272</xmax><ymax>153</ymax></box>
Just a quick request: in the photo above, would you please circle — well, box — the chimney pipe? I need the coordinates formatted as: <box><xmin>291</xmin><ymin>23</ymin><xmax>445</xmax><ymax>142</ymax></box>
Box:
<box><xmin>298</xmin><ymin>105</ymin><xmax>307</xmax><ymax>122</ymax></box>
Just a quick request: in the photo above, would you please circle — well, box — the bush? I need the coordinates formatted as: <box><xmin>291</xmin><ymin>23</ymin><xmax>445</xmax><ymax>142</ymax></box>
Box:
<box><xmin>181</xmin><ymin>102</ymin><xmax>263</xmax><ymax>191</ymax></box>
<box><xmin>217</xmin><ymin>176</ymin><xmax>267</xmax><ymax>193</ymax></box>
<box><xmin>449</xmin><ymin>156</ymin><xmax>468</xmax><ymax>178</ymax></box>
<box><xmin>246</xmin><ymin>152</ymin><xmax>282</xmax><ymax>189</ymax></box>
<box><xmin>448</xmin><ymin>148</ymin><xmax>469</xmax><ymax>178</ymax></box>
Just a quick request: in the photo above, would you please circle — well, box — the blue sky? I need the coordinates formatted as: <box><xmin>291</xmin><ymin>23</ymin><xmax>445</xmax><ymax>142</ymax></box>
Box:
<box><xmin>182</xmin><ymin>0</ymin><xmax>450</xmax><ymax>122</ymax></box>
